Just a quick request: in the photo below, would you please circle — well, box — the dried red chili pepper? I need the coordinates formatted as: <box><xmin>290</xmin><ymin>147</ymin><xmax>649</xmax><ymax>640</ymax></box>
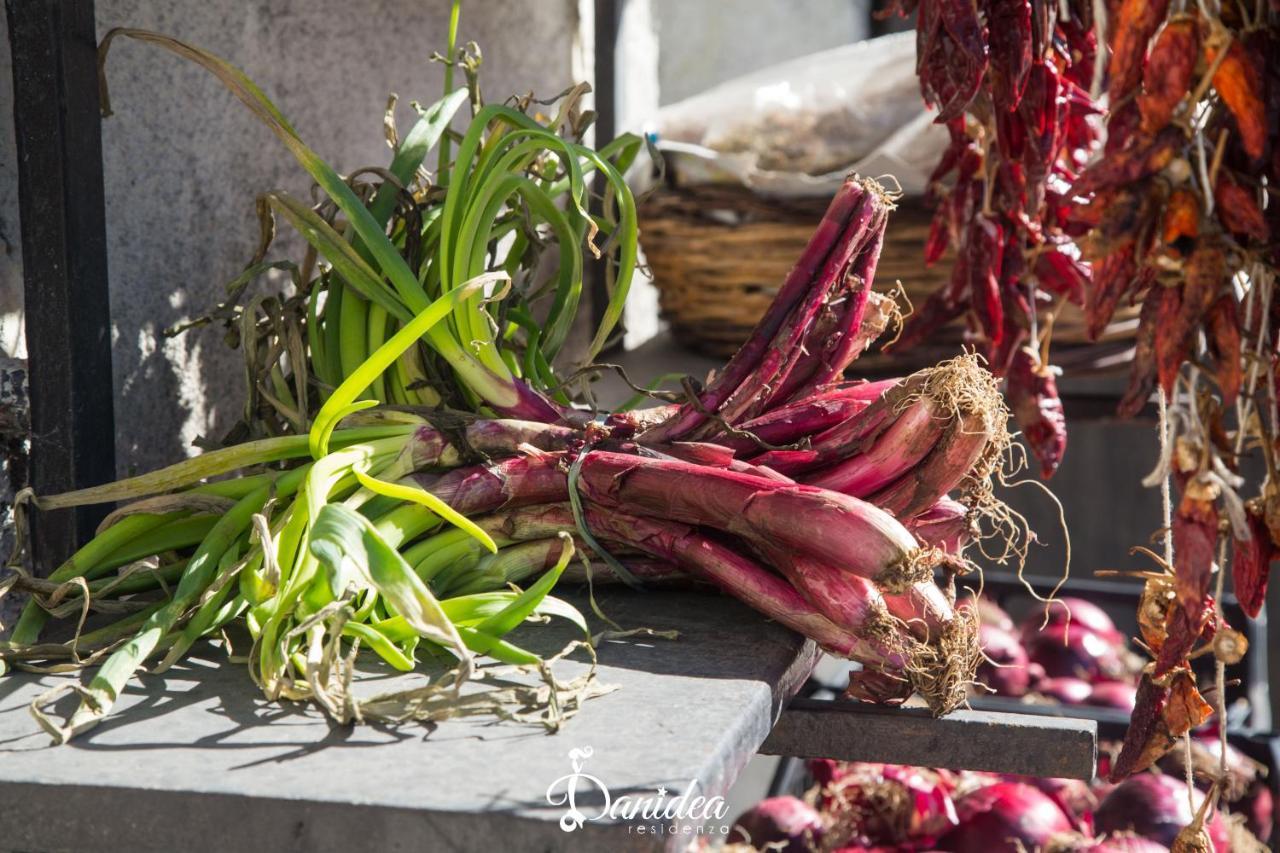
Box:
<box><xmin>991</xmin><ymin>285</ymin><xmax>1032</xmax><ymax>375</ymax></box>
<box><xmin>938</xmin><ymin>0</ymin><xmax>987</xmax><ymax>62</ymax></box>
<box><xmin>1092</xmin><ymin>183</ymin><xmax>1161</xmax><ymax>258</ymax></box>
<box><xmin>968</xmin><ymin>215</ymin><xmax>1005</xmax><ymax>352</ymax></box>
<box><xmin>1111</xmin><ymin>669</ymin><xmax>1213</xmax><ymax>782</ymax></box>
<box><xmin>895</xmin><ymin>289</ymin><xmax>970</xmax><ymax>351</ymax></box>
<box><xmin>1029</xmin><ymin>0</ymin><xmax>1053</xmax><ymax>58</ymax></box>
<box><xmin>1033</xmin><ymin>245</ymin><xmax>1088</xmax><ymax>304</ymax></box>
<box><xmin>1160</xmin><ymin>187</ymin><xmax>1201</xmax><ymax>257</ymax></box>
<box><xmin>1214</xmin><ymin>174</ymin><xmax>1270</xmax><ymax>244</ymax></box>
<box><xmin>1155</xmin><ymin>597</ymin><xmax>1214</xmax><ymax>676</ymax></box>
<box><xmin>924</xmin><ymin>209</ymin><xmax>951</xmax><ymax>265</ymax></box>
<box><xmin>990</xmin><ymin>237</ymin><xmax>1032</xmax><ymax>374</ymax></box>
<box><xmin>996</xmin><ymin>101</ymin><xmax>1028</xmax><ymax>161</ymax></box>
<box><xmin>1008</xmin><ymin>345</ymin><xmax>1067</xmax><ymax>477</ymax></box>
<box><xmin>1173</xmin><ymin>492</ymin><xmax>1219</xmax><ymax>612</ymax></box>
<box><xmin>1233</xmin><ymin>503</ymin><xmax>1275</xmax><ymax>620</ymax></box>
<box><xmin>1148</xmin><ymin>490</ymin><xmax>1221</xmax><ymax>677</ymax></box>
<box><xmin>926</xmin><ymin>118</ymin><xmax>973</xmax><ymax>190</ymax></box>
<box><xmin>1062</xmin><ymin>83</ymin><xmax>1103</xmax><ymax>163</ymax></box>
<box><xmin>1060</xmin><ymin>18</ymin><xmax>1097</xmax><ymax>91</ymax></box>
<box><xmin>1154</xmin><ymin>280</ymin><xmax>1189</xmax><ymax>395</ymax></box>
<box><xmin>1073</xmin><ymin>127</ymin><xmax>1182</xmax><ymax>196</ymax></box>
<box><xmin>1118</xmin><ymin>282</ymin><xmax>1165</xmax><ymax>417</ymax></box>
<box><xmin>1086</xmin><ymin>243</ymin><xmax>1137</xmax><ymax>340</ymax></box>
<box><xmin>997</xmin><ymin>160</ymin><xmax>1029</xmax><ymax>214</ymax></box>
<box><xmin>1107</xmin><ymin>0</ymin><xmax>1172</xmax><ymax>102</ymax></box>
<box><xmin>1020</xmin><ymin>60</ymin><xmax>1064</xmax><ymax>209</ymax></box>
<box><xmin>1206</xmin><ymin>34</ymin><xmax>1268</xmax><ymax>164</ymax></box>
<box><xmin>1206</xmin><ymin>295</ymin><xmax>1242</xmax><ymax>406</ymax></box>
<box><xmin>1105</xmin><ymin>98</ymin><xmax>1143</xmax><ymax>156</ymax></box>
<box><xmin>1156</xmin><ymin>240</ymin><xmax>1224</xmax><ymax>394</ymax></box>
<box><xmin>1138</xmin><ymin>16</ymin><xmax>1200</xmax><ymax>135</ymax></box>
<box><xmin>1067</xmin><ymin>186</ymin><xmax>1119</xmax><ymax>231</ymax></box>
<box><xmin>985</xmin><ymin>0</ymin><xmax>1033</xmax><ymax>111</ymax></box>
<box><xmin>1181</xmin><ymin>239</ymin><xmax>1226</xmax><ymax>318</ymax></box>
<box><xmin>918</xmin><ymin>0</ymin><xmax>990</xmax><ymax>123</ymax></box>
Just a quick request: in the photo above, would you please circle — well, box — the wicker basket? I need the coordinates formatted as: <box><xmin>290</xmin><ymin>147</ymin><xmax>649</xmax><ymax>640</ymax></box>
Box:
<box><xmin>639</xmin><ymin>183</ymin><xmax>1136</xmax><ymax>371</ymax></box>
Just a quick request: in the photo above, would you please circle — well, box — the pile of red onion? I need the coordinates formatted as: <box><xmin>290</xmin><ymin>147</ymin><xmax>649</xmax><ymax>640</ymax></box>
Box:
<box><xmin>725</xmin><ymin>756</ymin><xmax>1268</xmax><ymax>852</ymax></box>
<box><xmin>974</xmin><ymin>595</ymin><xmax>1141</xmax><ymax>714</ymax></box>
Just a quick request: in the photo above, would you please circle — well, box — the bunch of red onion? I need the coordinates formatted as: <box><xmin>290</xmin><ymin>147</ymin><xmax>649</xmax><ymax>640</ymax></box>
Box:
<box><xmin>386</xmin><ymin>176</ymin><xmax>1012</xmax><ymax>715</ymax></box>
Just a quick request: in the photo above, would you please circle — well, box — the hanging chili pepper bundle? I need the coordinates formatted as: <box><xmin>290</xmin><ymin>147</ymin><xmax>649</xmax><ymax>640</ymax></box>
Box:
<box><xmin>883</xmin><ymin>0</ymin><xmax>1104</xmax><ymax>479</ymax></box>
<box><xmin>888</xmin><ymin>0</ymin><xmax>1278</xmax><ymax>821</ymax></box>
<box><xmin>1053</xmin><ymin>4</ymin><xmax>1280</xmax><ymax>795</ymax></box>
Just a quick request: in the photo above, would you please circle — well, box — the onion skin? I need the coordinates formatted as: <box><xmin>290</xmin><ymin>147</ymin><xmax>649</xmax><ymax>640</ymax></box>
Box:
<box><xmin>937</xmin><ymin>782</ymin><xmax>1074</xmax><ymax>853</ymax></box>
<box><xmin>1004</xmin><ymin>775</ymin><xmax>1097</xmax><ymax>828</ymax></box>
<box><xmin>727</xmin><ymin>796</ymin><xmax>824</xmax><ymax>853</ymax></box>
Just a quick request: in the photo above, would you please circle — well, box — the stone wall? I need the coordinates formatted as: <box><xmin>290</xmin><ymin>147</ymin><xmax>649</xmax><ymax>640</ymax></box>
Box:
<box><xmin>0</xmin><ymin>0</ymin><xmax>588</xmax><ymax>474</ymax></box>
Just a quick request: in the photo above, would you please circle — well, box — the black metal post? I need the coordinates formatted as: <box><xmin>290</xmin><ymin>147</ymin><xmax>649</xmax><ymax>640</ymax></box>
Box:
<box><xmin>588</xmin><ymin>0</ymin><xmax>623</xmax><ymax>351</ymax></box>
<box><xmin>7</xmin><ymin>0</ymin><xmax>116</xmax><ymax>572</ymax></box>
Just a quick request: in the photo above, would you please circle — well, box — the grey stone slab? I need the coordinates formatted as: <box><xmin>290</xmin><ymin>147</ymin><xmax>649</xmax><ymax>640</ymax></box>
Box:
<box><xmin>0</xmin><ymin>589</ymin><xmax>819</xmax><ymax>853</ymax></box>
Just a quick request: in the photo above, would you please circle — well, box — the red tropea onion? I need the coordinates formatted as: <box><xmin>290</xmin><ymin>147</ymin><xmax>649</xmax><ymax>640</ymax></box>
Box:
<box><xmin>1094</xmin><ymin>774</ymin><xmax>1230</xmax><ymax>849</ymax></box>
<box><xmin>965</xmin><ymin>593</ymin><xmax>1016</xmax><ymax>634</ymax></box>
<box><xmin>1034</xmin><ymin>676</ymin><xmax>1095</xmax><ymax>705</ymax></box>
<box><xmin>976</xmin><ymin>624</ymin><xmax>1034</xmax><ymax>697</ymax></box>
<box><xmin>880</xmin><ymin>763</ymin><xmax>961</xmax><ymax>841</ymax></box>
<box><xmin>1087</xmin><ymin>680</ymin><xmax>1139</xmax><ymax>712</ymax></box>
<box><xmin>1004</xmin><ymin>774</ymin><xmax>1097</xmax><ymax>828</ymax></box>
<box><xmin>727</xmin><ymin>796</ymin><xmax>824</xmax><ymax>852</ymax></box>
<box><xmin>937</xmin><ymin>782</ymin><xmax>1074</xmax><ymax>853</ymax></box>
<box><xmin>1026</xmin><ymin>623</ymin><xmax>1129</xmax><ymax>682</ymax></box>
<box><xmin>909</xmin><ymin>497</ymin><xmax>974</xmax><ymax>555</ymax></box>
<box><xmin>1022</xmin><ymin>596</ymin><xmax>1126</xmax><ymax>646</ymax></box>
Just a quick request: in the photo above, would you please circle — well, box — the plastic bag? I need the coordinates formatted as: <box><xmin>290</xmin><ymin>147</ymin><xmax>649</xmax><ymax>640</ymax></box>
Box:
<box><xmin>648</xmin><ymin>32</ymin><xmax>947</xmax><ymax>197</ymax></box>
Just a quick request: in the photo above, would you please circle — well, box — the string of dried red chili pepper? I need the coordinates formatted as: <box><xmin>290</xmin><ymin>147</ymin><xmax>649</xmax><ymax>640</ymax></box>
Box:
<box><xmin>884</xmin><ymin>0</ymin><xmax>1100</xmax><ymax>479</ymax></box>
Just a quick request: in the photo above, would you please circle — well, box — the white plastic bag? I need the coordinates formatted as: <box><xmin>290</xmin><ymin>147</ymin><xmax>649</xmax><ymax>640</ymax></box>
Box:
<box><xmin>648</xmin><ymin>32</ymin><xmax>947</xmax><ymax>197</ymax></box>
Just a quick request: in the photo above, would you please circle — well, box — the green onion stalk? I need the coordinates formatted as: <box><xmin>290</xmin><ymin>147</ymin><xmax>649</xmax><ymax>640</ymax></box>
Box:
<box><xmin>102</xmin><ymin>21</ymin><xmax>641</xmax><ymax>439</ymax></box>
<box><xmin>9</xmin><ymin>413</ymin><xmax>596</xmax><ymax>742</ymax></box>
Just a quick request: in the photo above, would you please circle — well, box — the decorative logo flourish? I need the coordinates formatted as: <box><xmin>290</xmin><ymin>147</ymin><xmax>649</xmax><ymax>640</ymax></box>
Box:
<box><xmin>545</xmin><ymin>746</ymin><xmax>729</xmax><ymax>834</ymax></box>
